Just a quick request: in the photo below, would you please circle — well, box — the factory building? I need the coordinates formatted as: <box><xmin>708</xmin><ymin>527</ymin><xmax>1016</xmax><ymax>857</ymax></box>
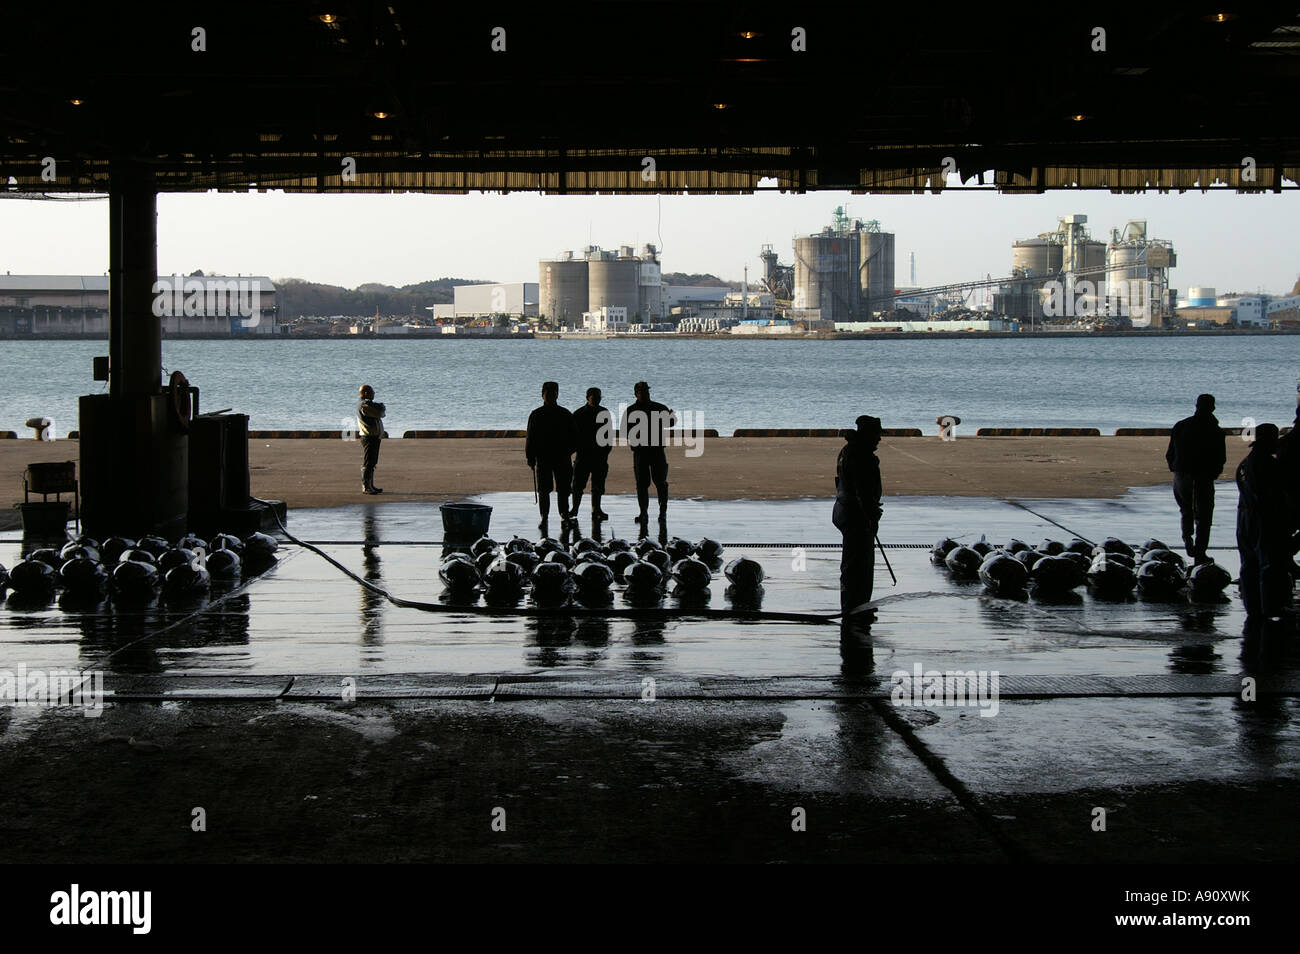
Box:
<box><xmin>539</xmin><ymin>244</ymin><xmax>665</xmax><ymax>324</ymax></box>
<box><xmin>994</xmin><ymin>217</ymin><xmax>1175</xmax><ymax>326</ymax></box>
<box><xmin>582</xmin><ymin>306</ymin><xmax>629</xmax><ymax>332</ymax></box>
<box><xmin>790</xmin><ymin>208</ymin><xmax>897</xmax><ymax>322</ymax></box>
<box><xmin>0</xmin><ymin>274</ymin><xmax>279</xmax><ymax>335</ymax></box>
<box><xmin>452</xmin><ymin>282</ymin><xmax>538</xmax><ymax>318</ymax></box>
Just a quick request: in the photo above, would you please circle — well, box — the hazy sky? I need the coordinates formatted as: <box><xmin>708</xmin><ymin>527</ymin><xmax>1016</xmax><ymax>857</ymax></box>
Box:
<box><xmin>1</xmin><ymin>181</ymin><xmax>1295</xmax><ymax>296</ymax></box>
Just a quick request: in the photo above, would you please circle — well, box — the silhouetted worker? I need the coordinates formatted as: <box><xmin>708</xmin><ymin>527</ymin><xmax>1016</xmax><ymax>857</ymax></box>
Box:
<box><xmin>526</xmin><ymin>381</ymin><xmax>577</xmax><ymax>530</ymax></box>
<box><xmin>357</xmin><ymin>384</ymin><xmax>386</xmax><ymax>495</ymax></box>
<box><xmin>570</xmin><ymin>387</ymin><xmax>613</xmax><ymax>522</ymax></box>
<box><xmin>1166</xmin><ymin>393</ymin><xmax>1226</xmax><ymax>564</ymax></box>
<box><xmin>833</xmin><ymin>415</ymin><xmax>884</xmax><ymax>618</ymax></box>
<box><xmin>620</xmin><ymin>381</ymin><xmax>676</xmax><ymax>527</ymax></box>
<box><xmin>1276</xmin><ymin>407</ymin><xmax>1300</xmax><ymax>537</ymax></box>
<box><xmin>1236</xmin><ymin>422</ymin><xmax>1290</xmax><ymax>626</ymax></box>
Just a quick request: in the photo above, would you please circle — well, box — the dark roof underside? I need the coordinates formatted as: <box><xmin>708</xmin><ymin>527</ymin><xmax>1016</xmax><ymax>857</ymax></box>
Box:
<box><xmin>2</xmin><ymin>2</ymin><xmax>1299</xmax><ymax>195</ymax></box>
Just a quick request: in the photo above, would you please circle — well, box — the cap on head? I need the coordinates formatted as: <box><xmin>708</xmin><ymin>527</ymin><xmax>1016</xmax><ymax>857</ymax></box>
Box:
<box><xmin>855</xmin><ymin>414</ymin><xmax>883</xmax><ymax>437</ymax></box>
<box><xmin>1253</xmin><ymin>422</ymin><xmax>1279</xmax><ymax>450</ymax></box>
<box><xmin>359</xmin><ymin>384</ymin><xmax>374</xmax><ymax>398</ymax></box>
<box><xmin>1195</xmin><ymin>393</ymin><xmax>1215</xmax><ymax>412</ymax></box>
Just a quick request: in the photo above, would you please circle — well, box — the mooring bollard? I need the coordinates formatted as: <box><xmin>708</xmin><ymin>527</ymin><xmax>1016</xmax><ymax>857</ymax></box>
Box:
<box><xmin>936</xmin><ymin>415</ymin><xmax>961</xmax><ymax>441</ymax></box>
<box><xmin>24</xmin><ymin>417</ymin><xmax>53</xmax><ymax>441</ymax></box>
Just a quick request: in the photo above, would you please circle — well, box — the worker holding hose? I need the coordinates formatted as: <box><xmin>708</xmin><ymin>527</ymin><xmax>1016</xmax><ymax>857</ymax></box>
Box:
<box><xmin>833</xmin><ymin>415</ymin><xmax>884</xmax><ymax>617</ymax></box>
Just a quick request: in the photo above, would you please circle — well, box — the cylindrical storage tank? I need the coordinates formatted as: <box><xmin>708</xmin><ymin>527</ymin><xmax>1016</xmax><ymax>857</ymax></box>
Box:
<box><xmin>588</xmin><ymin>259</ymin><xmax>640</xmax><ymax>320</ymax></box>
<box><xmin>793</xmin><ymin>234</ymin><xmax>859</xmax><ymax>322</ymax></box>
<box><xmin>540</xmin><ymin>259</ymin><xmax>589</xmax><ymax>325</ymax></box>
<box><xmin>859</xmin><ymin>231</ymin><xmax>896</xmax><ymax>315</ymax></box>
<box><xmin>637</xmin><ymin>259</ymin><xmax>663</xmax><ymax>320</ymax></box>
<box><xmin>1012</xmin><ymin>239</ymin><xmax>1063</xmax><ymax>285</ymax></box>
<box><xmin>1107</xmin><ymin>245</ymin><xmax>1146</xmax><ymax>283</ymax></box>
<box><xmin>1079</xmin><ymin>240</ymin><xmax>1107</xmax><ymax>282</ymax></box>
<box><xmin>1189</xmin><ymin>286</ymin><xmax>1216</xmax><ymax>307</ymax></box>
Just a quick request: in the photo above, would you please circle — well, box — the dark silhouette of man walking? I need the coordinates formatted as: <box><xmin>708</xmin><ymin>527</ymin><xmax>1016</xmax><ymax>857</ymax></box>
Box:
<box><xmin>620</xmin><ymin>381</ymin><xmax>676</xmax><ymax>528</ymax></box>
<box><xmin>526</xmin><ymin>381</ymin><xmax>577</xmax><ymax>531</ymax></box>
<box><xmin>1166</xmin><ymin>393</ymin><xmax>1226</xmax><ymax>564</ymax></box>
<box><xmin>570</xmin><ymin>387</ymin><xmax>613</xmax><ymax>522</ymax></box>
<box><xmin>833</xmin><ymin>415</ymin><xmax>883</xmax><ymax>618</ymax></box>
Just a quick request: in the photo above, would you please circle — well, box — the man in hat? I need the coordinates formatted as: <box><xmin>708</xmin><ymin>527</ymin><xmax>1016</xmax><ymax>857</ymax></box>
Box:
<box><xmin>356</xmin><ymin>384</ymin><xmax>386</xmax><ymax>495</ymax></box>
<box><xmin>833</xmin><ymin>415</ymin><xmax>884</xmax><ymax>617</ymax></box>
<box><xmin>1237</xmin><ymin>422</ymin><xmax>1290</xmax><ymax>626</ymax></box>
<box><xmin>526</xmin><ymin>381</ymin><xmax>577</xmax><ymax>531</ymax></box>
<box><xmin>620</xmin><ymin>381</ymin><xmax>676</xmax><ymax>528</ymax></box>
<box><xmin>569</xmin><ymin>386</ymin><xmax>613</xmax><ymax>522</ymax></box>
<box><xmin>1166</xmin><ymin>393</ymin><xmax>1226</xmax><ymax>564</ymax></box>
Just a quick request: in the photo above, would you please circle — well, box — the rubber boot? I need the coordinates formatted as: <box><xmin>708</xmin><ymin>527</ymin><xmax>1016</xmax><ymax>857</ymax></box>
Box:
<box><xmin>657</xmin><ymin>484</ymin><xmax>669</xmax><ymax>522</ymax></box>
<box><xmin>592</xmin><ymin>493</ymin><xmax>608</xmax><ymax>521</ymax></box>
<box><xmin>569</xmin><ymin>488</ymin><xmax>582</xmax><ymax>522</ymax></box>
<box><xmin>363</xmin><ymin>468</ymin><xmax>382</xmax><ymax>495</ymax></box>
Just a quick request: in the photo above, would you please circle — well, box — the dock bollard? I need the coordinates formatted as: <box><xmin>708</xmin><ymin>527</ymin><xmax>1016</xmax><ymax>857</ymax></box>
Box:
<box><xmin>24</xmin><ymin>417</ymin><xmax>53</xmax><ymax>441</ymax></box>
<box><xmin>936</xmin><ymin>415</ymin><xmax>960</xmax><ymax>441</ymax></box>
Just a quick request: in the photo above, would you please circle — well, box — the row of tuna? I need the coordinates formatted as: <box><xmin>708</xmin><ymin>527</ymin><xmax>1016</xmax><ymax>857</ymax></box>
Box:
<box><xmin>933</xmin><ymin>536</ymin><xmax>1233</xmax><ymax>600</ymax></box>
<box><xmin>438</xmin><ymin>534</ymin><xmax>765</xmax><ymax>606</ymax></box>
<box><xmin>0</xmin><ymin>532</ymin><xmax>279</xmax><ymax>603</ymax></box>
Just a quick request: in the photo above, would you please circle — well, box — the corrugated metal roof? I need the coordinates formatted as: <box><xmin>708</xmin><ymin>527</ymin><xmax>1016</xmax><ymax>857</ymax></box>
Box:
<box><xmin>0</xmin><ymin>275</ymin><xmax>275</xmax><ymax>291</ymax></box>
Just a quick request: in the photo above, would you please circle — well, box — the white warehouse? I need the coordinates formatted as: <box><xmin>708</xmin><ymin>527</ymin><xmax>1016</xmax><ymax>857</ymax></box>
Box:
<box><xmin>453</xmin><ymin>282</ymin><xmax>539</xmax><ymax>318</ymax></box>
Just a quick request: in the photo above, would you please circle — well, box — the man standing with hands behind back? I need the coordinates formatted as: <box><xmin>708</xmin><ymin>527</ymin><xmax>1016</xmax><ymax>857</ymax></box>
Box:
<box><xmin>357</xmin><ymin>384</ymin><xmax>386</xmax><ymax>495</ymax></box>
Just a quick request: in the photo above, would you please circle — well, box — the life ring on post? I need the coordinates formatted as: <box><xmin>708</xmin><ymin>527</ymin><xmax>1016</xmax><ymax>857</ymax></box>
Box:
<box><xmin>169</xmin><ymin>370</ymin><xmax>192</xmax><ymax>432</ymax></box>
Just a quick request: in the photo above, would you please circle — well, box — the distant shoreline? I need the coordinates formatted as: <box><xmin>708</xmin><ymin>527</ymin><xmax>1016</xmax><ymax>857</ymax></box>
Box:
<box><xmin>0</xmin><ymin>328</ymin><xmax>1294</xmax><ymax>342</ymax></box>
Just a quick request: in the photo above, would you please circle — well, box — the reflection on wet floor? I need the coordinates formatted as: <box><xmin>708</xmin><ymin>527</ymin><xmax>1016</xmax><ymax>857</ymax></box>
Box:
<box><xmin>0</xmin><ymin>486</ymin><xmax>1290</xmax><ymax>680</ymax></box>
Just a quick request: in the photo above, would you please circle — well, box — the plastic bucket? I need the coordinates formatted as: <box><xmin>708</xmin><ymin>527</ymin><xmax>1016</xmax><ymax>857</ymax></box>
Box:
<box><xmin>440</xmin><ymin>502</ymin><xmax>492</xmax><ymax>541</ymax></box>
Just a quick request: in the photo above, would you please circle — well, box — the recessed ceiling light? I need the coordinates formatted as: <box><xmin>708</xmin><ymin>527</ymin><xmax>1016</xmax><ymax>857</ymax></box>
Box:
<box><xmin>713</xmin><ymin>103</ymin><xmax>728</xmax><ymax>110</ymax></box>
<box><xmin>737</xmin><ymin>30</ymin><xmax>761</xmax><ymax>39</ymax></box>
<box><xmin>69</xmin><ymin>98</ymin><xmax>84</xmax><ymax>106</ymax></box>
<box><xmin>371</xmin><ymin>110</ymin><xmax>391</xmax><ymax>119</ymax></box>
<box><xmin>319</xmin><ymin>13</ymin><xmax>339</xmax><ymax>24</ymax></box>
<box><xmin>1204</xmin><ymin>12</ymin><xmax>1238</xmax><ymax>23</ymax></box>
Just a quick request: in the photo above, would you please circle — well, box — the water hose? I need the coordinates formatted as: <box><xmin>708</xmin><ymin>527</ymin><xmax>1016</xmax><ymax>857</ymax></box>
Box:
<box><xmin>251</xmin><ymin>498</ymin><xmax>842</xmax><ymax>624</ymax></box>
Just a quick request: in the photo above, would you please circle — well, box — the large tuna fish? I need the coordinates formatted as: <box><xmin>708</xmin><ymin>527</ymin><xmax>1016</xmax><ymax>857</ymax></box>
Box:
<box><xmin>505</xmin><ymin>549</ymin><xmax>540</xmax><ymax>574</ymax></box>
<box><xmin>931</xmin><ymin>538</ymin><xmax>960</xmax><ymax>565</ymax></box>
<box><xmin>243</xmin><ymin>532</ymin><xmax>279</xmax><ymax>561</ymax></box>
<box><xmin>1092</xmin><ymin>537</ymin><xmax>1136</xmax><ymax>560</ymax></box>
<box><xmin>29</xmin><ymin>548</ymin><xmax>63</xmax><ymax>571</ymax></box>
<box><xmin>470</xmin><ymin>536</ymin><xmax>499</xmax><ymax>559</ymax></box>
<box><xmin>1064</xmin><ymin>538</ymin><xmax>1093</xmax><ymax>555</ymax></box>
<box><xmin>1004</xmin><ymin>539</ymin><xmax>1031</xmax><ymax>554</ymax></box>
<box><xmin>1188</xmin><ymin>561</ymin><xmax>1232</xmax><ymax>599</ymax></box>
<box><xmin>9</xmin><ymin>559</ymin><xmax>57</xmax><ymax>594</ymax></box>
<box><xmin>505</xmin><ymin>537</ymin><xmax>536</xmax><ymax>556</ymax></box>
<box><xmin>666</xmin><ymin>537</ymin><xmax>696</xmax><ymax>562</ymax></box>
<box><xmin>1137</xmin><ymin>559</ymin><xmax>1186</xmax><ymax>598</ymax></box>
<box><xmin>1086</xmin><ymin>554</ymin><xmax>1138</xmax><ymax>594</ymax></box>
<box><xmin>944</xmin><ymin>546</ymin><xmax>983</xmax><ymax>577</ymax></box>
<box><xmin>60</xmin><ymin>558</ymin><xmax>107</xmax><ymax>594</ymax></box>
<box><xmin>603</xmin><ymin>538</ymin><xmax>632</xmax><ymax>554</ymax></box>
<box><xmin>978</xmin><ymin>553</ymin><xmax>1029</xmax><ymax>595</ymax></box>
<box><xmin>438</xmin><ymin>553</ymin><xmax>480</xmax><ymax>590</ymax></box>
<box><xmin>484</xmin><ymin>559</ymin><xmax>527</xmax><ymax>596</ymax></box>
<box><xmin>625</xmin><ymin>560</ymin><xmax>664</xmax><ymax>591</ymax></box>
<box><xmin>695</xmin><ymin>538</ymin><xmax>724</xmax><ymax>563</ymax></box>
<box><xmin>177</xmin><ymin>533</ymin><xmax>207</xmax><ymax>553</ymax></box>
<box><xmin>571</xmin><ymin>537</ymin><xmax>602</xmax><ymax>557</ymax></box>
<box><xmin>543</xmin><ymin>549</ymin><xmax>575</xmax><ymax>569</ymax></box>
<box><xmin>609</xmin><ymin>550</ymin><xmax>640</xmax><ymax>581</ymax></box>
<box><xmin>137</xmin><ymin>535</ymin><xmax>172</xmax><ymax>558</ymax></box>
<box><xmin>1141</xmin><ymin>548</ymin><xmax>1186</xmax><ymax>571</ymax></box>
<box><xmin>100</xmin><ymin>537</ymin><xmax>136</xmax><ymax>566</ymax></box>
<box><xmin>1039</xmin><ymin>540</ymin><xmax>1065</xmax><ymax>555</ymax></box>
<box><xmin>641</xmin><ymin>549</ymin><xmax>672</xmax><ymax>573</ymax></box>
<box><xmin>158</xmin><ymin>547</ymin><xmax>198</xmax><ymax>574</ymax></box>
<box><xmin>163</xmin><ymin>562</ymin><xmax>211</xmax><ymax>596</ymax></box>
<box><xmin>670</xmin><ymin>557</ymin><xmax>713</xmax><ymax>590</ymax></box>
<box><xmin>724</xmin><ymin>557</ymin><xmax>765</xmax><ymax>589</ymax></box>
<box><xmin>59</xmin><ymin>542</ymin><xmax>100</xmax><ymax>564</ymax></box>
<box><xmin>206</xmin><ymin>548</ymin><xmax>242</xmax><ymax>581</ymax></box>
<box><xmin>112</xmin><ymin>559</ymin><xmax>159</xmax><ymax>597</ymax></box>
<box><xmin>1031</xmin><ymin>555</ymin><xmax>1085</xmax><ymax>592</ymax></box>
<box><xmin>117</xmin><ymin>548</ymin><xmax>157</xmax><ymax>567</ymax></box>
<box><xmin>530</xmin><ymin>561</ymin><xmax>574</xmax><ymax>598</ymax></box>
<box><xmin>573</xmin><ymin>561</ymin><xmax>615</xmax><ymax>591</ymax></box>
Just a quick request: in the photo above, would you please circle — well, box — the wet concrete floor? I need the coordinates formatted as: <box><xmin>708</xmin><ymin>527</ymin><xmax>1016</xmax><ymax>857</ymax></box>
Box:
<box><xmin>0</xmin><ymin>487</ymin><xmax>1296</xmax><ymax>862</ymax></box>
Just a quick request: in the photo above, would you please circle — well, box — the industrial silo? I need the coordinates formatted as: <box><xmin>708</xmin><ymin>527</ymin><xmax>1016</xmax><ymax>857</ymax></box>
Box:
<box><xmin>858</xmin><ymin>230</ymin><xmax>896</xmax><ymax>315</ymax></box>
<box><xmin>1012</xmin><ymin>238</ymin><xmax>1063</xmax><ymax>284</ymax></box>
<box><xmin>1079</xmin><ymin>240</ymin><xmax>1107</xmax><ymax>289</ymax></box>
<box><xmin>794</xmin><ymin>231</ymin><xmax>859</xmax><ymax>322</ymax></box>
<box><xmin>539</xmin><ymin>252</ymin><xmax>589</xmax><ymax>325</ymax></box>
<box><xmin>589</xmin><ymin>257</ymin><xmax>640</xmax><ymax>320</ymax></box>
<box><xmin>638</xmin><ymin>244</ymin><xmax>663</xmax><ymax>321</ymax></box>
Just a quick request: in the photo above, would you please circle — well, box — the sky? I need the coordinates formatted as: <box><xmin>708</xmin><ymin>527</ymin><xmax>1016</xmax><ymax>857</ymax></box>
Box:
<box><xmin>0</xmin><ymin>181</ymin><xmax>1296</xmax><ymax>297</ymax></box>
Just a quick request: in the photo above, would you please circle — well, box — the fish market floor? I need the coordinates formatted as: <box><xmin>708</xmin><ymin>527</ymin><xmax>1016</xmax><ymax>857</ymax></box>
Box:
<box><xmin>1</xmin><ymin>487</ymin><xmax>1298</xmax><ymax>862</ymax></box>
